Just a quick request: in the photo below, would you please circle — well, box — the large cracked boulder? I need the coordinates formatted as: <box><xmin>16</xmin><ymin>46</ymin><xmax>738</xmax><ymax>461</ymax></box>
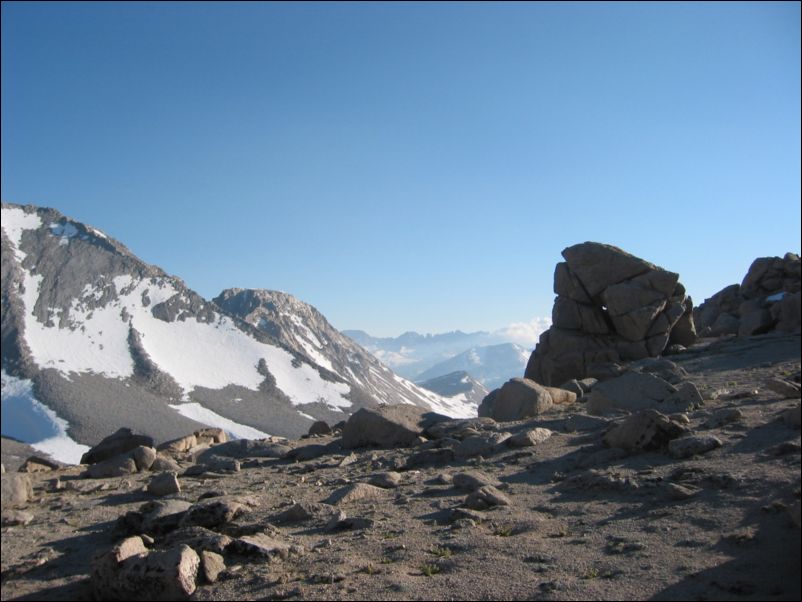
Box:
<box><xmin>694</xmin><ymin>253</ymin><xmax>801</xmax><ymax>337</ymax></box>
<box><xmin>525</xmin><ymin>242</ymin><xmax>696</xmax><ymax>386</ymax></box>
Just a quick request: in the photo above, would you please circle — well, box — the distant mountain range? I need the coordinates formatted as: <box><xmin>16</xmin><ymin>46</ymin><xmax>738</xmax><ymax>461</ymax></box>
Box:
<box><xmin>416</xmin><ymin>343</ymin><xmax>531</xmax><ymax>390</ymax></box>
<box><xmin>343</xmin><ymin>329</ymin><xmax>531</xmax><ymax>389</ymax></box>
<box><xmin>415</xmin><ymin>370</ymin><xmax>489</xmax><ymax>407</ymax></box>
<box><xmin>1</xmin><ymin>203</ymin><xmax>476</xmax><ymax>462</ymax></box>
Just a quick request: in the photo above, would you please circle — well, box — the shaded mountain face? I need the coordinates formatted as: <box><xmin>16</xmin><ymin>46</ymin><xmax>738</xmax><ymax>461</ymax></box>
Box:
<box><xmin>0</xmin><ymin>203</ymin><xmax>474</xmax><ymax>458</ymax></box>
<box><xmin>342</xmin><ymin>329</ymin><xmax>507</xmax><ymax>380</ymax></box>
<box><xmin>415</xmin><ymin>370</ymin><xmax>489</xmax><ymax>407</ymax></box>
<box><xmin>415</xmin><ymin>343</ymin><xmax>531</xmax><ymax>390</ymax></box>
<box><xmin>213</xmin><ymin>289</ymin><xmax>477</xmax><ymax>419</ymax></box>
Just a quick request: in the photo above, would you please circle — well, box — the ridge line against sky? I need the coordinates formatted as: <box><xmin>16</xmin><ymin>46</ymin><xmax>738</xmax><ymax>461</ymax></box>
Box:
<box><xmin>2</xmin><ymin>2</ymin><xmax>800</xmax><ymax>338</ymax></box>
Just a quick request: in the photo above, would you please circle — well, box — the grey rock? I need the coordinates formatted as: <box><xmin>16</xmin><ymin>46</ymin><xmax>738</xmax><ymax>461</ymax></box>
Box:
<box><xmin>369</xmin><ymin>471</ymin><xmax>402</xmax><ymax>489</ymax></box>
<box><xmin>479</xmin><ymin>378</ymin><xmax>554</xmax><ymax>421</ymax></box>
<box><xmin>181</xmin><ymin>499</ymin><xmax>244</xmax><ymax>529</ymax></box>
<box><xmin>587</xmin><ymin>372</ymin><xmax>678</xmax><ymax>415</ymax></box>
<box><xmin>453</xmin><ymin>432</ymin><xmax>510</xmax><ymax>458</ymax></box>
<box><xmin>782</xmin><ymin>405</ymin><xmax>801</xmax><ymax>428</ymax></box>
<box><xmin>765</xmin><ymin>378</ymin><xmax>801</xmax><ymax>399</ymax></box>
<box><xmin>464</xmin><ymin>485</ymin><xmax>511</xmax><ymax>510</ymax></box>
<box><xmin>2</xmin><ymin>509</ymin><xmax>35</xmax><ymax>526</ymax></box>
<box><xmin>308</xmin><ymin>420</ymin><xmax>332</xmax><ymax>436</ymax></box>
<box><xmin>92</xmin><ymin>540</ymin><xmax>199</xmax><ymax>601</ymax></box>
<box><xmin>704</xmin><ymin>408</ymin><xmax>745</xmax><ymax>429</ymax></box>
<box><xmin>324</xmin><ymin>483</ymin><xmax>388</xmax><ymax>505</ymax></box>
<box><xmin>200</xmin><ymin>550</ymin><xmax>225</xmax><ymax>584</ymax></box>
<box><xmin>668</xmin><ymin>435</ymin><xmax>723</xmax><ymax>459</ymax></box>
<box><xmin>18</xmin><ymin>455</ymin><xmax>61</xmax><ymax>472</ymax></box>
<box><xmin>86</xmin><ymin>455</ymin><xmax>138</xmax><ymax>479</ymax></box>
<box><xmin>342</xmin><ymin>405</ymin><xmax>443</xmax><ymax>449</ymax></box>
<box><xmin>151</xmin><ymin>454</ymin><xmax>182</xmax><ymax>472</ymax></box>
<box><xmin>157</xmin><ymin>434</ymin><xmax>198</xmax><ymax>454</ymax></box>
<box><xmin>506</xmin><ymin>428</ymin><xmax>553</xmax><ymax>447</ymax></box>
<box><xmin>603</xmin><ymin>410</ymin><xmax>687</xmax><ymax>451</ymax></box>
<box><xmin>274</xmin><ymin>502</ymin><xmax>333</xmax><ymax>523</ymax></box>
<box><xmin>404</xmin><ymin>448</ymin><xmax>455</xmax><ymax>468</ymax></box>
<box><xmin>81</xmin><ymin>428</ymin><xmax>154</xmax><ymax>465</ymax></box>
<box><xmin>148</xmin><ymin>472</ymin><xmax>181</xmax><ymax>497</ymax></box>
<box><xmin>132</xmin><ymin>446</ymin><xmax>157</xmax><ymax>471</ymax></box>
<box><xmin>230</xmin><ymin>533</ymin><xmax>297</xmax><ymax>560</ymax></box>
<box><xmin>196</xmin><ymin>439</ymin><xmax>291</xmax><ymax>461</ymax></box>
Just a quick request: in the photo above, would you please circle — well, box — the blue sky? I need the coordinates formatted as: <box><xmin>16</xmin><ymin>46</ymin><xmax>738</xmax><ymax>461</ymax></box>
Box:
<box><xmin>2</xmin><ymin>2</ymin><xmax>800</xmax><ymax>340</ymax></box>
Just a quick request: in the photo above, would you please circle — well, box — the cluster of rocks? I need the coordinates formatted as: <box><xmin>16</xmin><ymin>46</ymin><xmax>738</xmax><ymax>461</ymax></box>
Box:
<box><xmin>694</xmin><ymin>253</ymin><xmax>801</xmax><ymax>337</ymax></box>
<box><xmin>525</xmin><ymin>242</ymin><xmax>696</xmax><ymax>387</ymax></box>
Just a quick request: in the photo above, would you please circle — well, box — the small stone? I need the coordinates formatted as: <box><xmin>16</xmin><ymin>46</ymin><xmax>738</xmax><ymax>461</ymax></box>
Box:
<box><xmin>782</xmin><ymin>405</ymin><xmax>801</xmax><ymax>428</ymax></box>
<box><xmin>324</xmin><ymin>483</ymin><xmax>388</xmax><ymax>505</ymax></box>
<box><xmin>369</xmin><ymin>471</ymin><xmax>402</xmax><ymax>489</ymax></box>
<box><xmin>668</xmin><ymin>435</ymin><xmax>723</xmax><ymax>459</ymax></box>
<box><xmin>200</xmin><ymin>550</ymin><xmax>225</xmax><ymax>583</ymax></box>
<box><xmin>19</xmin><ymin>455</ymin><xmax>60</xmax><ymax>473</ymax></box>
<box><xmin>453</xmin><ymin>470</ymin><xmax>501</xmax><ymax>492</ymax></box>
<box><xmin>148</xmin><ymin>472</ymin><xmax>181</xmax><ymax>497</ymax></box>
<box><xmin>506</xmin><ymin>428</ymin><xmax>553</xmax><ymax>447</ymax></box>
<box><xmin>664</xmin><ymin>483</ymin><xmax>699</xmax><ymax>500</ymax></box>
<box><xmin>464</xmin><ymin>485</ymin><xmax>511</xmax><ymax>510</ymax></box>
<box><xmin>704</xmin><ymin>408</ymin><xmax>745</xmax><ymax>429</ymax></box>
<box><xmin>1</xmin><ymin>509</ymin><xmax>35</xmax><ymax>526</ymax></box>
<box><xmin>765</xmin><ymin>378</ymin><xmax>801</xmax><ymax>399</ymax></box>
<box><xmin>1</xmin><ymin>473</ymin><xmax>33</xmax><ymax>507</ymax></box>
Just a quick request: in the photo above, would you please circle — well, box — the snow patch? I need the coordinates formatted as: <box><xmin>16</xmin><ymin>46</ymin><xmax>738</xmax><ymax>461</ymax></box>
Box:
<box><xmin>1</xmin><ymin>206</ymin><xmax>42</xmax><ymax>260</ymax></box>
<box><xmin>1</xmin><ymin>370</ymin><xmax>90</xmax><ymax>464</ymax></box>
<box><xmin>169</xmin><ymin>402</ymin><xmax>271</xmax><ymax>439</ymax></box>
<box><xmin>766</xmin><ymin>292</ymin><xmax>787</xmax><ymax>302</ymax></box>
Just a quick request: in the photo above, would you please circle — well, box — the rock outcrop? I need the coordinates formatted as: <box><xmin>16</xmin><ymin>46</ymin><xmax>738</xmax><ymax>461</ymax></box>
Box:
<box><xmin>694</xmin><ymin>253</ymin><xmax>801</xmax><ymax>337</ymax></box>
<box><xmin>525</xmin><ymin>242</ymin><xmax>696</xmax><ymax>386</ymax></box>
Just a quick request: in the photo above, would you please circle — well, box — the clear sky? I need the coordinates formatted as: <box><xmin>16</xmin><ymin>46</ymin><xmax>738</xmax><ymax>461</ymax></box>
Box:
<box><xmin>2</xmin><ymin>2</ymin><xmax>800</xmax><ymax>341</ymax></box>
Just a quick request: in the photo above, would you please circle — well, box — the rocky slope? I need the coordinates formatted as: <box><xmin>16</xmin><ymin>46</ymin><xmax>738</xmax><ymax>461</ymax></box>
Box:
<box><xmin>1</xmin><ymin>332</ymin><xmax>799</xmax><ymax>601</ymax></box>
<box><xmin>0</xmin><ymin>203</ymin><xmax>465</xmax><ymax>459</ymax></box>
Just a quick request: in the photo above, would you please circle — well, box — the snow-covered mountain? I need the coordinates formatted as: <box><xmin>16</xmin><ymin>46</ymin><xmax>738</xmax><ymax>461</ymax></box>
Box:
<box><xmin>343</xmin><ymin>329</ymin><xmax>508</xmax><ymax>380</ymax></box>
<box><xmin>214</xmin><ymin>288</ymin><xmax>477</xmax><ymax>419</ymax></box>
<box><xmin>416</xmin><ymin>371</ymin><xmax>489</xmax><ymax>408</ymax></box>
<box><xmin>415</xmin><ymin>343</ymin><xmax>531</xmax><ymax>390</ymax></box>
<box><xmin>1</xmin><ymin>203</ymin><xmax>473</xmax><ymax>461</ymax></box>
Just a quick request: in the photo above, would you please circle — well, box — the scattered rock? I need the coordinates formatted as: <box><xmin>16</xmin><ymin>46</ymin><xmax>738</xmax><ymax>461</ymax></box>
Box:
<box><xmin>586</xmin><ymin>372</ymin><xmax>681</xmax><ymax>415</ymax></box>
<box><xmin>453</xmin><ymin>432</ymin><xmax>510</xmax><ymax>458</ymax></box>
<box><xmin>342</xmin><ymin>405</ymin><xmax>444</xmax><ymax>449</ymax></box>
<box><xmin>369</xmin><ymin>471</ymin><xmax>402</xmax><ymax>489</ymax></box>
<box><xmin>148</xmin><ymin>472</ymin><xmax>181</xmax><ymax>497</ymax></box>
<box><xmin>181</xmin><ymin>498</ymin><xmax>244</xmax><ymax>529</ymax></box>
<box><xmin>603</xmin><ymin>410</ymin><xmax>687</xmax><ymax>451</ymax></box>
<box><xmin>18</xmin><ymin>455</ymin><xmax>61</xmax><ymax>473</ymax></box>
<box><xmin>91</xmin><ymin>538</ymin><xmax>199</xmax><ymax>601</ymax></box>
<box><xmin>704</xmin><ymin>409</ymin><xmax>745</xmax><ymax>429</ymax></box>
<box><xmin>325</xmin><ymin>483</ymin><xmax>388</xmax><ymax>505</ymax></box>
<box><xmin>230</xmin><ymin>533</ymin><xmax>296</xmax><ymax>560</ymax></box>
<box><xmin>1</xmin><ymin>474</ymin><xmax>33</xmax><ymax>508</ymax></box>
<box><xmin>86</xmin><ymin>455</ymin><xmax>138</xmax><ymax>479</ymax></box>
<box><xmin>506</xmin><ymin>428</ymin><xmax>553</xmax><ymax>447</ymax></box>
<box><xmin>81</xmin><ymin>428</ymin><xmax>154</xmax><ymax>465</ymax></box>
<box><xmin>478</xmin><ymin>378</ymin><xmax>555</xmax><ymax>421</ymax></box>
<box><xmin>2</xmin><ymin>509</ymin><xmax>34</xmax><ymax>526</ymax></box>
<box><xmin>308</xmin><ymin>420</ymin><xmax>332</xmax><ymax>436</ymax></box>
<box><xmin>782</xmin><ymin>405</ymin><xmax>801</xmax><ymax>428</ymax></box>
<box><xmin>668</xmin><ymin>435</ymin><xmax>723</xmax><ymax>459</ymax></box>
<box><xmin>196</xmin><ymin>439</ymin><xmax>291</xmax><ymax>461</ymax></box>
<box><xmin>765</xmin><ymin>378</ymin><xmax>801</xmax><ymax>399</ymax></box>
<box><xmin>200</xmin><ymin>550</ymin><xmax>225</xmax><ymax>584</ymax></box>
<box><xmin>464</xmin><ymin>485</ymin><xmax>511</xmax><ymax>510</ymax></box>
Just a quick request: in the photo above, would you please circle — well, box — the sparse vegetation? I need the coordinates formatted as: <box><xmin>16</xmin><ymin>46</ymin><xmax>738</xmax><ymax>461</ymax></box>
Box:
<box><xmin>420</xmin><ymin>563</ymin><xmax>441</xmax><ymax>577</ymax></box>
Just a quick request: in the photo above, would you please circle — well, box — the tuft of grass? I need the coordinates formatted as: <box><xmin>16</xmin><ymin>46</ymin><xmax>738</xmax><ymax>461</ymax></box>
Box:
<box><xmin>494</xmin><ymin>525</ymin><xmax>514</xmax><ymax>537</ymax></box>
<box><xmin>429</xmin><ymin>546</ymin><xmax>452</xmax><ymax>558</ymax></box>
<box><xmin>583</xmin><ymin>567</ymin><xmax>600</xmax><ymax>579</ymax></box>
<box><xmin>363</xmin><ymin>563</ymin><xmax>376</xmax><ymax>576</ymax></box>
<box><xmin>420</xmin><ymin>563</ymin><xmax>441</xmax><ymax>577</ymax></box>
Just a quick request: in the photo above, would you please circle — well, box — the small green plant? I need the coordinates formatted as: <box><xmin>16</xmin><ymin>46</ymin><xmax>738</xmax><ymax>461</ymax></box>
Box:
<box><xmin>363</xmin><ymin>563</ymin><xmax>376</xmax><ymax>575</ymax></box>
<box><xmin>429</xmin><ymin>546</ymin><xmax>452</xmax><ymax>558</ymax></box>
<box><xmin>583</xmin><ymin>567</ymin><xmax>600</xmax><ymax>579</ymax></box>
<box><xmin>420</xmin><ymin>563</ymin><xmax>441</xmax><ymax>577</ymax></box>
<box><xmin>494</xmin><ymin>525</ymin><xmax>514</xmax><ymax>537</ymax></box>
<box><xmin>380</xmin><ymin>556</ymin><xmax>394</xmax><ymax>564</ymax></box>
